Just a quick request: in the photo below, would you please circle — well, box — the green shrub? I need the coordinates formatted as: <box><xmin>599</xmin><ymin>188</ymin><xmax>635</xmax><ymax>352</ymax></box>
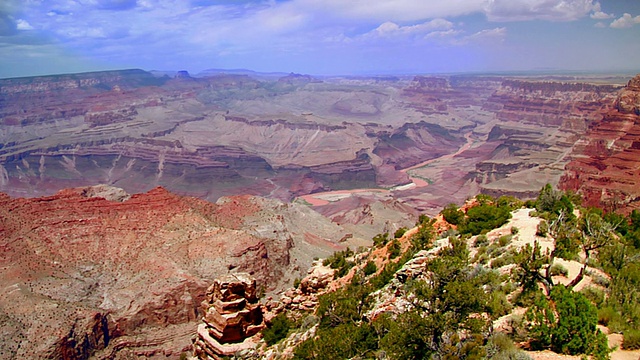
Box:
<box><xmin>549</xmin><ymin>263</ymin><xmax>569</xmax><ymax>277</ymax></box>
<box><xmin>388</xmin><ymin>239</ymin><xmax>401</xmax><ymax>259</ymax></box>
<box><xmin>372</xmin><ymin>233</ymin><xmax>389</xmax><ymax>248</ymax></box>
<box><xmin>501</xmin><ymin>281</ymin><xmax>517</xmax><ymax>294</ymax></box>
<box><xmin>263</xmin><ymin>313</ymin><xmax>292</xmax><ymax>346</ymax></box>
<box><xmin>525</xmin><ymin>286</ymin><xmax>611</xmax><ymax>358</ymax></box>
<box><xmin>441</xmin><ymin>203</ymin><xmax>465</xmax><ymax>225</ymax></box>
<box><xmin>581</xmin><ymin>286</ymin><xmax>605</xmax><ymax>308</ymax></box>
<box><xmin>536</xmin><ymin>184</ymin><xmax>575</xmax><ymax>216</ymax></box>
<box><xmin>511</xmin><ymin>226</ymin><xmax>520</xmax><ymax>235</ymax></box>
<box><xmin>597</xmin><ymin>306</ymin><xmax>619</xmax><ymax>326</ymax></box>
<box><xmin>394</xmin><ymin>227</ymin><xmax>407</xmax><ymax>239</ymax></box>
<box><xmin>485</xmin><ymin>333</ymin><xmax>533</xmax><ymax>360</ymax></box>
<box><xmin>477</xmin><ymin>193</ymin><xmax>494</xmax><ymax>204</ymax></box>
<box><xmin>490</xmin><ymin>256</ymin><xmax>513</xmax><ymax>269</ymax></box>
<box><xmin>300</xmin><ymin>315</ymin><xmax>319</xmax><ymax>331</ymax></box>
<box><xmin>323</xmin><ymin>248</ymin><xmax>356</xmax><ymax>279</ymax></box>
<box><xmin>363</xmin><ymin>261</ymin><xmax>377</xmax><ymax>276</ymax></box>
<box><xmin>474</xmin><ymin>235</ymin><xmax>489</xmax><ymax>247</ymax></box>
<box><xmin>592</xmin><ymin>274</ymin><xmax>610</xmax><ymax>288</ymax></box>
<box><xmin>417</xmin><ymin>214</ymin><xmax>430</xmax><ymax>225</ymax></box>
<box><xmin>439</xmin><ymin>228</ymin><xmax>459</xmax><ymax>239</ymax></box>
<box><xmin>485</xmin><ymin>243</ymin><xmax>503</xmax><ymax>257</ymax></box>
<box><xmin>623</xmin><ymin>329</ymin><xmax>640</xmax><ymax>350</ymax></box>
<box><xmin>460</xmin><ymin>203</ymin><xmax>511</xmax><ymax>235</ymax></box>
<box><xmin>536</xmin><ymin>220</ymin><xmax>549</xmax><ymax>237</ymax></box>
<box><xmin>411</xmin><ymin>217</ymin><xmax>436</xmax><ymax>250</ymax></box>
<box><xmin>496</xmin><ymin>195</ymin><xmax>523</xmax><ymax>210</ymax></box>
<box><xmin>498</xmin><ymin>235</ymin><xmax>513</xmax><ymax>247</ymax></box>
<box><xmin>487</xmin><ymin>291</ymin><xmax>513</xmax><ymax>318</ymax></box>
<box><xmin>293</xmin><ymin>277</ymin><xmax>301</xmax><ymax>289</ymax></box>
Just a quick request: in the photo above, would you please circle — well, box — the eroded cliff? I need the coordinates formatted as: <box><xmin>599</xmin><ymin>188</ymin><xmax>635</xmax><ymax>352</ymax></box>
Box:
<box><xmin>561</xmin><ymin>74</ymin><xmax>640</xmax><ymax>213</ymax></box>
<box><xmin>0</xmin><ymin>185</ymin><xmax>353</xmax><ymax>358</ymax></box>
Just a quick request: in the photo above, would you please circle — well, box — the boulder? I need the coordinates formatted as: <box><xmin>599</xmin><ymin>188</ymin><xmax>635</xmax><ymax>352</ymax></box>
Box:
<box><xmin>194</xmin><ymin>273</ymin><xmax>265</xmax><ymax>359</ymax></box>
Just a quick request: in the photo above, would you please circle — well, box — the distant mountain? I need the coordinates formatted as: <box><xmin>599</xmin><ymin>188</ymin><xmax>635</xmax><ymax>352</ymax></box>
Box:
<box><xmin>196</xmin><ymin>68</ymin><xmax>289</xmax><ymax>78</ymax></box>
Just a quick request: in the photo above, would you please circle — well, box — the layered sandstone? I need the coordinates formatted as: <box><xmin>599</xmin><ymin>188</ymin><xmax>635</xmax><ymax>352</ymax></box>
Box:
<box><xmin>471</xmin><ymin>79</ymin><xmax>621</xmax><ymax>199</ymax></box>
<box><xmin>0</xmin><ymin>186</ymin><xmax>353</xmax><ymax>358</ymax></box>
<box><xmin>1</xmin><ymin>70</ymin><xmax>454</xmax><ymax>201</ymax></box>
<box><xmin>1</xmin><ymin>69</ymin><xmax>633</xmax><ymax>215</ymax></box>
<box><xmin>561</xmin><ymin>75</ymin><xmax>640</xmax><ymax>213</ymax></box>
<box><xmin>193</xmin><ymin>274</ymin><xmax>264</xmax><ymax>359</ymax></box>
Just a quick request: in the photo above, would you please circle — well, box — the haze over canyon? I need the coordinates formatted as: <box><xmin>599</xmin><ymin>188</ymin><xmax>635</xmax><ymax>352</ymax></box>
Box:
<box><xmin>1</xmin><ymin>69</ymin><xmax>639</xmax><ymax>214</ymax></box>
<box><xmin>1</xmin><ymin>68</ymin><xmax>640</xmax><ymax>357</ymax></box>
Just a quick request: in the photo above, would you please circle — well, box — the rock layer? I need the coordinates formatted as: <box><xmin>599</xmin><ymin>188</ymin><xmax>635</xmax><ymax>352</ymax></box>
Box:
<box><xmin>0</xmin><ymin>69</ymin><xmax>634</xmax><ymax>212</ymax></box>
<box><xmin>193</xmin><ymin>274</ymin><xmax>265</xmax><ymax>359</ymax></box>
<box><xmin>561</xmin><ymin>74</ymin><xmax>640</xmax><ymax>213</ymax></box>
<box><xmin>0</xmin><ymin>186</ymin><xmax>352</xmax><ymax>358</ymax></box>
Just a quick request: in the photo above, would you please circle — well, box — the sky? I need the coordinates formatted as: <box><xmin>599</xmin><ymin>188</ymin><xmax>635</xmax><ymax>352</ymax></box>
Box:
<box><xmin>1</xmin><ymin>0</ymin><xmax>640</xmax><ymax>78</ymax></box>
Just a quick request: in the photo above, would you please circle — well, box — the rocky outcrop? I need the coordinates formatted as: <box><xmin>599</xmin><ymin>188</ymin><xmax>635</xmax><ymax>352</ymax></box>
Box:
<box><xmin>372</xmin><ymin>121</ymin><xmax>465</xmax><ymax>170</ymax></box>
<box><xmin>485</xmin><ymin>80</ymin><xmax>620</xmax><ymax>127</ymax></box>
<box><xmin>193</xmin><ymin>274</ymin><xmax>265</xmax><ymax>359</ymax></box>
<box><xmin>561</xmin><ymin>75</ymin><xmax>640</xmax><ymax>213</ymax></box>
<box><xmin>615</xmin><ymin>75</ymin><xmax>640</xmax><ymax>115</ymax></box>
<box><xmin>467</xmin><ymin>79</ymin><xmax>623</xmax><ymax>200</ymax></box>
<box><xmin>0</xmin><ymin>186</ymin><xmax>352</xmax><ymax>358</ymax></box>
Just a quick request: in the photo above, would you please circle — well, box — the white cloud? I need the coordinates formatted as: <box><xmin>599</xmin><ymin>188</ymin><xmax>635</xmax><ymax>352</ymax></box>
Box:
<box><xmin>610</xmin><ymin>13</ymin><xmax>640</xmax><ymax>29</ymax></box>
<box><xmin>594</xmin><ymin>21</ymin><xmax>605</xmax><ymax>28</ymax></box>
<box><xmin>590</xmin><ymin>2</ymin><xmax>613</xmax><ymax>20</ymax></box>
<box><xmin>455</xmin><ymin>27</ymin><xmax>507</xmax><ymax>44</ymax></box>
<box><xmin>287</xmin><ymin>0</ymin><xmax>599</xmax><ymax>24</ymax></box>
<box><xmin>16</xmin><ymin>19</ymin><xmax>34</xmax><ymax>30</ymax></box>
<box><xmin>423</xmin><ymin>29</ymin><xmax>463</xmax><ymax>40</ymax></box>
<box><xmin>294</xmin><ymin>0</ymin><xmax>486</xmax><ymax>23</ymax></box>
<box><xmin>591</xmin><ymin>11</ymin><xmax>613</xmax><ymax>19</ymax></box>
<box><xmin>484</xmin><ymin>0</ymin><xmax>596</xmax><ymax>22</ymax></box>
<box><xmin>366</xmin><ymin>19</ymin><xmax>454</xmax><ymax>38</ymax></box>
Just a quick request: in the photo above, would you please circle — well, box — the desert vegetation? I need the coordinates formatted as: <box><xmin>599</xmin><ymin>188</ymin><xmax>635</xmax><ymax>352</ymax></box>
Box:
<box><xmin>265</xmin><ymin>186</ymin><xmax>640</xmax><ymax>359</ymax></box>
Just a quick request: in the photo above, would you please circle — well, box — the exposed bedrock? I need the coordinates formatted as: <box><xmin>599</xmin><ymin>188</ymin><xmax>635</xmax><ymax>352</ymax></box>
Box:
<box><xmin>485</xmin><ymin>79</ymin><xmax>620</xmax><ymax>127</ymax></box>
<box><xmin>193</xmin><ymin>274</ymin><xmax>265</xmax><ymax>359</ymax></box>
<box><xmin>0</xmin><ymin>144</ymin><xmax>377</xmax><ymax>202</ymax></box>
<box><xmin>0</xmin><ymin>186</ymin><xmax>352</xmax><ymax>358</ymax></box>
<box><xmin>468</xmin><ymin>79</ymin><xmax>623</xmax><ymax>199</ymax></box>
<box><xmin>561</xmin><ymin>74</ymin><xmax>640</xmax><ymax>213</ymax></box>
<box><xmin>1</xmin><ymin>68</ymin><xmax>636</xmax><ymax>211</ymax></box>
<box><xmin>372</xmin><ymin>121</ymin><xmax>465</xmax><ymax>170</ymax></box>
<box><xmin>403</xmin><ymin>75</ymin><xmax>503</xmax><ymax>110</ymax></box>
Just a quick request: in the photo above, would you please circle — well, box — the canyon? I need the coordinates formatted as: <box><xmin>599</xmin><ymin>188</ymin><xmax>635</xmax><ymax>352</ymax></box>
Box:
<box><xmin>1</xmin><ymin>70</ymin><xmax>631</xmax><ymax>214</ymax></box>
<box><xmin>0</xmin><ymin>184</ymin><xmax>385</xmax><ymax>358</ymax></box>
<box><xmin>2</xmin><ymin>69</ymin><xmax>640</xmax><ymax>358</ymax></box>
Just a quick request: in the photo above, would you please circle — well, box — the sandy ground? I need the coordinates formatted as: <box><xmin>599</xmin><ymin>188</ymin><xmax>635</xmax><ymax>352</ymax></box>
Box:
<box><xmin>487</xmin><ymin>209</ymin><xmax>640</xmax><ymax>360</ymax></box>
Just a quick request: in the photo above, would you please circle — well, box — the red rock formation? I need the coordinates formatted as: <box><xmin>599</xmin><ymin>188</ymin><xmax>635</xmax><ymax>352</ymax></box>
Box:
<box><xmin>561</xmin><ymin>75</ymin><xmax>640</xmax><ymax>213</ymax></box>
<box><xmin>0</xmin><ymin>185</ymin><xmax>348</xmax><ymax>358</ymax></box>
<box><xmin>485</xmin><ymin>80</ymin><xmax>620</xmax><ymax>127</ymax></box>
<box><xmin>470</xmin><ymin>79</ymin><xmax>622</xmax><ymax>200</ymax></box>
<box><xmin>193</xmin><ymin>273</ymin><xmax>265</xmax><ymax>359</ymax></box>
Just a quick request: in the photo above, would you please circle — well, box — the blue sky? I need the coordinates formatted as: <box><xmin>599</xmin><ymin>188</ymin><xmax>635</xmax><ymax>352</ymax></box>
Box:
<box><xmin>1</xmin><ymin>0</ymin><xmax>639</xmax><ymax>78</ymax></box>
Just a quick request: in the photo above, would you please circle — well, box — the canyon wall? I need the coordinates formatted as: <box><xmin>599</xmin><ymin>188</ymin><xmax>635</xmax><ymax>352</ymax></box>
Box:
<box><xmin>0</xmin><ymin>185</ymin><xmax>353</xmax><ymax>358</ymax></box>
<box><xmin>561</xmin><ymin>74</ymin><xmax>640</xmax><ymax>213</ymax></box>
<box><xmin>470</xmin><ymin>79</ymin><xmax>620</xmax><ymax>199</ymax></box>
<box><xmin>0</xmin><ymin>69</ymin><xmax>633</xmax><ymax>211</ymax></box>
<box><xmin>0</xmin><ymin>70</ymin><xmax>468</xmax><ymax>202</ymax></box>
